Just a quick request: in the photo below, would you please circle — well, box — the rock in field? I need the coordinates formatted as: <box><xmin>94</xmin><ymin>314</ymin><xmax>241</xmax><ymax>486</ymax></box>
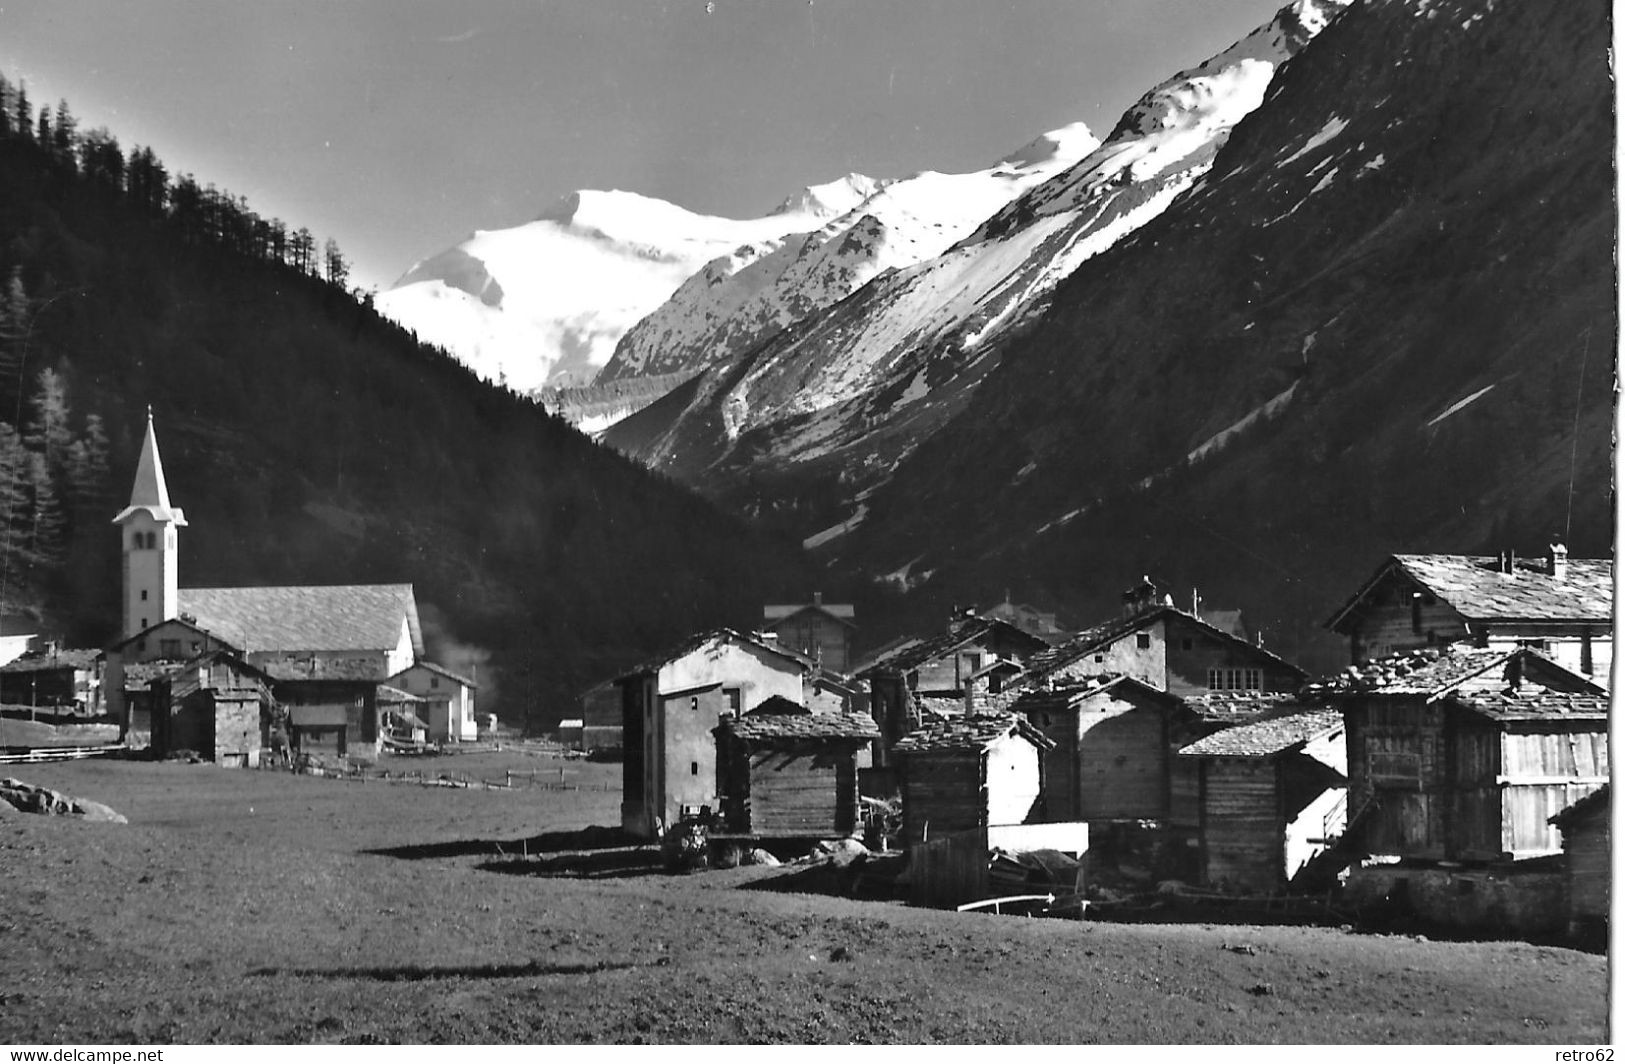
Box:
<box><xmin>0</xmin><ymin>778</ymin><xmax>126</xmax><ymax>823</ymax></box>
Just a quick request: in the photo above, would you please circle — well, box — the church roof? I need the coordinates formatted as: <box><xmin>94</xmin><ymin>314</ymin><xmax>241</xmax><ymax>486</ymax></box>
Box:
<box><xmin>178</xmin><ymin>584</ymin><xmax>423</xmax><ymax>657</ymax></box>
<box><xmin>112</xmin><ymin>412</ymin><xmax>187</xmax><ymax>526</ymax></box>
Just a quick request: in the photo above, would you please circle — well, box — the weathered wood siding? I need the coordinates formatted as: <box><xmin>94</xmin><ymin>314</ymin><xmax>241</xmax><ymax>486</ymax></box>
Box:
<box><xmin>910</xmin><ymin>826</ymin><xmax>990</xmax><ymax>908</ymax></box>
<box><xmin>1076</xmin><ymin>695</ymin><xmax>1168</xmax><ymax>820</ymax></box>
<box><xmin>1199</xmin><ymin>760</ymin><xmax>1282</xmax><ymax>892</ymax></box>
<box><xmin>1342</xmin><ymin>570</ymin><xmax>1470</xmax><ymax>662</ymax></box>
<box><xmin>986</xmin><ymin>734</ymin><xmax>1043</xmax><ymax>828</ymax></box>
<box><xmin>1169</xmin><ymin>757</ymin><xmax>1201</xmax><ymax>829</ymax></box>
<box><xmin>740</xmin><ymin>743</ymin><xmax>858</xmax><ymax>837</ymax></box>
<box><xmin>1565</xmin><ymin>816</ymin><xmax>1610</xmax><ymax>925</ymax></box>
<box><xmin>901</xmin><ymin>752</ymin><xmax>983</xmax><ymax>846</ymax></box>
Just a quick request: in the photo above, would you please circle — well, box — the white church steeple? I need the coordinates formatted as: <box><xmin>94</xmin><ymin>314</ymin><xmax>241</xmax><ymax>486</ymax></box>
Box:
<box><xmin>113</xmin><ymin>408</ymin><xmax>186</xmax><ymax>639</ymax></box>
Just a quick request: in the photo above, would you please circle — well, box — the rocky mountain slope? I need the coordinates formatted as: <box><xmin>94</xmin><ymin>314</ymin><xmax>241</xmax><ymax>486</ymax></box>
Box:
<box><xmin>374</xmin><ymin>175</ymin><xmax>878</xmax><ymax>390</ymax></box>
<box><xmin>603</xmin><ymin>0</ymin><xmax>1349</xmax><ymax>504</ymax></box>
<box><xmin>836</xmin><ymin>0</ymin><xmax>1615</xmax><ymax>671</ymax></box>
<box><xmin>594</xmin><ymin>122</ymin><xmax>1101</xmax><ymax>386</ymax></box>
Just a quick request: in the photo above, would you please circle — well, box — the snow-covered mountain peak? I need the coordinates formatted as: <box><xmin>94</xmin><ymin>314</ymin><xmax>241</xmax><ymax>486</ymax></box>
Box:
<box><xmin>771</xmin><ymin>173</ymin><xmax>884</xmax><ymax>218</ymax></box>
<box><xmin>996</xmin><ymin>121</ymin><xmax>1100</xmax><ymax>171</ymax></box>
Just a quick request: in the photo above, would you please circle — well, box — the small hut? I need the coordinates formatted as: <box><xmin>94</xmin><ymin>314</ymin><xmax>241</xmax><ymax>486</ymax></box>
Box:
<box><xmin>893</xmin><ymin>713</ymin><xmax>1054</xmax><ymax>847</ymax></box>
<box><xmin>1178</xmin><ymin>705</ymin><xmax>1347</xmax><ymax>893</ymax></box>
<box><xmin>713</xmin><ymin>704</ymin><xmax>879</xmax><ymax>838</ymax></box>
<box><xmin>1550</xmin><ymin>785</ymin><xmax>1610</xmax><ymax>944</ymax></box>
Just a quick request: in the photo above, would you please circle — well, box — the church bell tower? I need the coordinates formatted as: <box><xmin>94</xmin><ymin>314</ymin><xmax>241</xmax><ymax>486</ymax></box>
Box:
<box><xmin>112</xmin><ymin>409</ymin><xmax>186</xmax><ymax>640</ymax></box>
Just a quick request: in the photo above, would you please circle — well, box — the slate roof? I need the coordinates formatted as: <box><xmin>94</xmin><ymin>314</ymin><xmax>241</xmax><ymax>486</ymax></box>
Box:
<box><xmin>893</xmin><ymin>713</ymin><xmax>1055</xmax><ymax>755</ymax></box>
<box><xmin>1550</xmin><ymin>784</ymin><xmax>1610</xmax><ymax>829</ymax></box>
<box><xmin>124</xmin><ymin>661</ymin><xmax>186</xmax><ymax>690</ymax></box>
<box><xmin>1307</xmin><ymin>645</ymin><xmax>1523</xmax><ymax>697</ymax></box>
<box><xmin>390</xmin><ymin>659</ymin><xmax>478</xmax><ymax>689</ymax></box>
<box><xmin>747</xmin><ymin>694</ymin><xmax>811</xmax><ymax>715</ymax></box>
<box><xmin>763</xmin><ymin>601</ymin><xmax>857</xmax><ymax>625</ymax></box>
<box><xmin>178</xmin><ymin>584</ymin><xmax>422</xmax><ymax>656</ymax></box>
<box><xmin>1180</xmin><ymin>690</ymin><xmax>1305</xmax><ymax>724</ymax></box>
<box><xmin>1179</xmin><ymin>707</ymin><xmax>1343</xmax><ymax>758</ymax></box>
<box><xmin>1023</xmin><ymin>606</ymin><xmax>1303</xmax><ymax>681</ymax></box>
<box><xmin>854</xmin><ymin>617</ymin><xmax>1046</xmax><ymax>678</ymax></box>
<box><xmin>719</xmin><ymin>712</ymin><xmax>880</xmax><ymax>742</ymax></box>
<box><xmin>377</xmin><ymin>684</ymin><xmax>426</xmax><ymax>704</ymax></box>
<box><xmin>1327</xmin><ymin>554</ymin><xmax>1614</xmax><ymax>630</ymax></box>
<box><xmin>1010</xmin><ymin>674</ymin><xmax>1183</xmax><ymax>714</ymax></box>
<box><xmin>0</xmin><ymin>648</ymin><xmax>101</xmax><ymax>673</ymax></box>
<box><xmin>260</xmin><ymin>657</ymin><xmax>390</xmax><ymax>682</ymax></box>
<box><xmin>617</xmin><ymin>627</ymin><xmax>813</xmax><ymax>680</ymax></box>
<box><xmin>913</xmin><ymin>696</ymin><xmax>964</xmax><ymax>721</ymax></box>
<box><xmin>1447</xmin><ymin>691</ymin><xmax>1610</xmax><ymax>723</ymax></box>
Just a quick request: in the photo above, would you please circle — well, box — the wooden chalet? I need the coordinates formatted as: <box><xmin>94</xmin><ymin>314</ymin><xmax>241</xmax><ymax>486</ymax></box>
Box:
<box><xmin>856</xmin><ymin>615</ymin><xmax>1051</xmax><ymax>765</ymax></box>
<box><xmin>0</xmin><ymin>646</ymin><xmax>102</xmax><ymax>712</ymax></box>
<box><xmin>1549</xmin><ymin>785</ymin><xmax>1609</xmax><ymax>942</ymax></box>
<box><xmin>892</xmin><ymin>713</ymin><xmax>1054</xmax><ymax>847</ymax></box>
<box><xmin>763</xmin><ymin>593</ymin><xmax>857</xmax><ymax>673</ymax></box>
<box><xmin>1325</xmin><ymin>546</ymin><xmax>1612</xmax><ymax>680</ymax></box>
<box><xmin>1011</xmin><ymin>675</ymin><xmax>1189</xmax><ymax>823</ymax></box>
<box><xmin>713</xmin><ymin>701</ymin><xmax>880</xmax><ymax>838</ymax></box>
<box><xmin>1016</xmin><ymin>602</ymin><xmax>1304</xmax><ymax>699</ymax></box>
<box><xmin>1316</xmin><ymin>644</ymin><xmax>1607</xmax><ymax>862</ymax></box>
<box><xmin>1178</xmin><ymin>705</ymin><xmax>1347</xmax><ymax>893</ymax></box>
<box><xmin>142</xmin><ymin>649</ymin><xmax>276</xmax><ymax>766</ymax></box>
<box><xmin>614</xmin><ymin>628</ymin><xmax>815</xmax><ymax>838</ymax></box>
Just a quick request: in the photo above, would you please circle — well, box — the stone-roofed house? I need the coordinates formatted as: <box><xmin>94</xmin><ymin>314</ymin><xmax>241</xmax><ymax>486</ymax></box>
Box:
<box><xmin>1015</xmin><ymin>599</ymin><xmax>1304</xmax><ymax>700</ymax></box>
<box><xmin>856</xmin><ymin>614</ymin><xmax>1051</xmax><ymax>766</ymax></box>
<box><xmin>893</xmin><ymin>713</ymin><xmax>1055</xmax><ymax>847</ymax></box>
<box><xmin>0</xmin><ymin>646</ymin><xmax>102</xmax><ymax>712</ymax></box>
<box><xmin>762</xmin><ymin>593</ymin><xmax>856</xmax><ymax>673</ymax></box>
<box><xmin>613</xmin><ymin>627</ymin><xmax>817</xmax><ymax>838</ymax></box>
<box><xmin>1178</xmin><ymin>705</ymin><xmax>1347</xmax><ymax>892</ymax></box>
<box><xmin>1326</xmin><ymin>544</ymin><xmax>1613</xmax><ymax>680</ymax></box>
<box><xmin>1319</xmin><ymin>643</ymin><xmax>1606</xmax><ymax>864</ymax></box>
<box><xmin>141</xmin><ymin>648</ymin><xmax>275</xmax><ymax>766</ymax></box>
<box><xmin>712</xmin><ymin>704</ymin><xmax>880</xmax><ymax>839</ymax></box>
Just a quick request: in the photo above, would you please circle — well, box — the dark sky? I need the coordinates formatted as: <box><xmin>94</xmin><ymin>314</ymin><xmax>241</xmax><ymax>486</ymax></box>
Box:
<box><xmin>1</xmin><ymin>0</ymin><xmax>1287</xmax><ymax>290</ymax></box>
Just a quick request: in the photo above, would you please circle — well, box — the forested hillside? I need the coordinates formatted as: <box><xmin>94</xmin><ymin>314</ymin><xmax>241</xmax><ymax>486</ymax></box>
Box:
<box><xmin>0</xmin><ymin>74</ymin><xmax>815</xmax><ymax>726</ymax></box>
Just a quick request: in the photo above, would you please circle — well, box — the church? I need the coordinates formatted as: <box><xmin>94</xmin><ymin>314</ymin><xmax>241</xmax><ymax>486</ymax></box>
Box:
<box><xmin>104</xmin><ymin>412</ymin><xmax>475</xmax><ymax>763</ymax></box>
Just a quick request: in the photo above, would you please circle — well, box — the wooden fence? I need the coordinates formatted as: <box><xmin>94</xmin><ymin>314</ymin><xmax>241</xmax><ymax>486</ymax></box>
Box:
<box><xmin>0</xmin><ymin>743</ymin><xmax>128</xmax><ymax>765</ymax></box>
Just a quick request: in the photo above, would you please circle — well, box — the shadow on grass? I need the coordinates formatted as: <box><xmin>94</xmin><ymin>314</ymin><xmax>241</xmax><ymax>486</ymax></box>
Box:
<box><xmin>249</xmin><ymin>958</ymin><xmax>656</xmax><ymax>981</ymax></box>
<box><xmin>365</xmin><ymin>824</ymin><xmax>634</xmax><ymax>862</ymax></box>
<box><xmin>480</xmin><ymin>847</ymin><xmax>665</xmax><ymax>879</ymax></box>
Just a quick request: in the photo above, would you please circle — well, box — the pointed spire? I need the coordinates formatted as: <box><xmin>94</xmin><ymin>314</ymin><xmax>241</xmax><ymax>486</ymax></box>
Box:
<box><xmin>129</xmin><ymin>408</ymin><xmax>171</xmax><ymax>512</ymax></box>
<box><xmin>113</xmin><ymin>408</ymin><xmax>186</xmax><ymax>525</ymax></box>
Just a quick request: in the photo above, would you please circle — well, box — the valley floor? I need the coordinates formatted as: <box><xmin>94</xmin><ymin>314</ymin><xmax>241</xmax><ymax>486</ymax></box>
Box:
<box><xmin>0</xmin><ymin>758</ymin><xmax>1606</xmax><ymax>1045</ymax></box>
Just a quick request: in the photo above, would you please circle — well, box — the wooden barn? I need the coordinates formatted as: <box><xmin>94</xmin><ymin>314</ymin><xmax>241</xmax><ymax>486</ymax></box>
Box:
<box><xmin>1011</xmin><ymin>675</ymin><xmax>1189</xmax><ymax>823</ymax></box>
<box><xmin>1319</xmin><ymin>645</ymin><xmax>1607</xmax><ymax>861</ymax></box>
<box><xmin>1325</xmin><ymin>546</ymin><xmax>1612</xmax><ymax>680</ymax></box>
<box><xmin>762</xmin><ymin>593</ymin><xmax>857</xmax><ymax>673</ymax></box>
<box><xmin>0</xmin><ymin>646</ymin><xmax>102</xmax><ymax>713</ymax></box>
<box><xmin>1178</xmin><ymin>706</ymin><xmax>1347</xmax><ymax>893</ymax></box>
<box><xmin>1550</xmin><ymin>785</ymin><xmax>1609</xmax><ymax>943</ymax></box>
<box><xmin>263</xmin><ymin>657</ymin><xmax>385</xmax><ymax>760</ymax></box>
<box><xmin>1170</xmin><ymin>692</ymin><xmax>1305</xmax><ymax>831</ymax></box>
<box><xmin>893</xmin><ymin>713</ymin><xmax>1054</xmax><ymax>846</ymax></box>
<box><xmin>712</xmin><ymin>705</ymin><xmax>880</xmax><ymax>838</ymax></box>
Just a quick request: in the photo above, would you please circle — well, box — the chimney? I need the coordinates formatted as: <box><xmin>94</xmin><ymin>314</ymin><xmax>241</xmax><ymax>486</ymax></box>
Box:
<box><xmin>813</xmin><ymin>591</ymin><xmax>823</xmax><ymax>606</ymax></box>
<box><xmin>1546</xmin><ymin>536</ymin><xmax>1568</xmax><ymax>580</ymax></box>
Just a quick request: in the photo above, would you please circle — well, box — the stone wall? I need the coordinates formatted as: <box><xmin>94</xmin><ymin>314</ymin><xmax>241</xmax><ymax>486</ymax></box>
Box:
<box><xmin>1345</xmin><ymin>863</ymin><xmax>1566</xmax><ymax>936</ymax></box>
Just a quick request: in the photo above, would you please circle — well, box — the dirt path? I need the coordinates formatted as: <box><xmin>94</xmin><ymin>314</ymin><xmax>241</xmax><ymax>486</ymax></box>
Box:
<box><xmin>0</xmin><ymin>761</ymin><xmax>1606</xmax><ymax>1044</ymax></box>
